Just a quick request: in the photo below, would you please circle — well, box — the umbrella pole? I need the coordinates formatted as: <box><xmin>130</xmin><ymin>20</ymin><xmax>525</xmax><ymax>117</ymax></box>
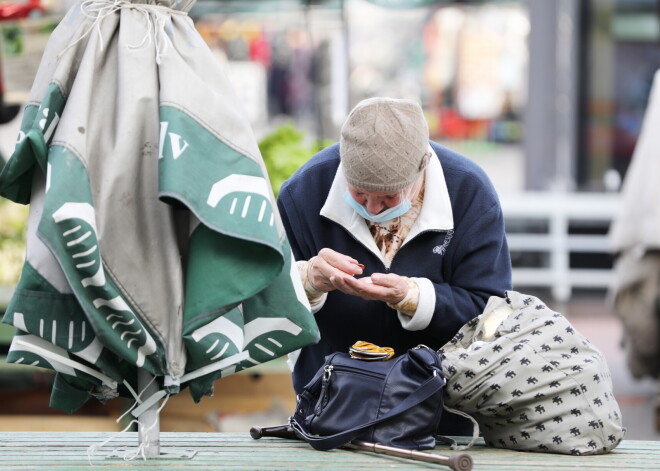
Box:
<box><xmin>107</xmin><ymin>369</ymin><xmax>196</xmax><ymax>460</ymax></box>
<box><xmin>137</xmin><ymin>369</ymin><xmax>161</xmax><ymax>457</ymax></box>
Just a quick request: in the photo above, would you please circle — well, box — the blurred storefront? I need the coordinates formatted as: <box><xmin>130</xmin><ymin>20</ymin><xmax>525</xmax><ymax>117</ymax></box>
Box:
<box><xmin>190</xmin><ymin>0</ymin><xmax>347</xmax><ymax>141</ymax></box>
<box><xmin>0</xmin><ymin>0</ymin><xmax>659</xmax><ymax>190</ymax></box>
<box><xmin>188</xmin><ymin>0</ymin><xmax>527</xmax><ymax>149</ymax></box>
<box><xmin>186</xmin><ymin>0</ymin><xmax>660</xmax><ymax>194</ymax></box>
<box><xmin>578</xmin><ymin>0</ymin><xmax>660</xmax><ymax>190</ymax></box>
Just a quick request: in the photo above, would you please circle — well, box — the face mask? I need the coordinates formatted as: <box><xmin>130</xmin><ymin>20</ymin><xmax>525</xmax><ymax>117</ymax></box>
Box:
<box><xmin>343</xmin><ymin>191</ymin><xmax>412</xmax><ymax>223</ymax></box>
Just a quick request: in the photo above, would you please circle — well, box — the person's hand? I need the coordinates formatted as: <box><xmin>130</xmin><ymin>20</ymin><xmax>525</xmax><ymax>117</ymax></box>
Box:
<box><xmin>307</xmin><ymin>248</ymin><xmax>364</xmax><ymax>293</ymax></box>
<box><xmin>330</xmin><ymin>272</ymin><xmax>408</xmax><ymax>304</ymax></box>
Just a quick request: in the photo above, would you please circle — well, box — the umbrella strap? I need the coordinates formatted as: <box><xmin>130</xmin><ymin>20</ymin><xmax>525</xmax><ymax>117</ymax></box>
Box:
<box><xmin>12</xmin><ymin>336</ymin><xmax>118</xmax><ymax>388</ymax></box>
<box><xmin>178</xmin><ymin>350</ymin><xmax>251</xmax><ymax>384</ymax></box>
<box><xmin>114</xmin><ymin>375</ymin><xmax>156</xmax><ymax>424</ymax></box>
<box><xmin>131</xmin><ymin>390</ymin><xmax>168</xmax><ymax>418</ymax></box>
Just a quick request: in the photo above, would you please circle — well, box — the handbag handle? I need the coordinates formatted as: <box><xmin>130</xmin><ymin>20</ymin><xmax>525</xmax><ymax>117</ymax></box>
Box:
<box><xmin>290</xmin><ymin>372</ymin><xmax>445</xmax><ymax>451</ymax></box>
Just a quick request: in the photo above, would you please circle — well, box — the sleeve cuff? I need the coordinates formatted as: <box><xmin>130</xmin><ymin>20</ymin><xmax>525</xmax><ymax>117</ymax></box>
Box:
<box><xmin>398</xmin><ymin>277</ymin><xmax>435</xmax><ymax>331</ymax></box>
<box><xmin>309</xmin><ymin>292</ymin><xmax>327</xmax><ymax>313</ymax></box>
<box><xmin>295</xmin><ymin>260</ymin><xmax>327</xmax><ymax>313</ymax></box>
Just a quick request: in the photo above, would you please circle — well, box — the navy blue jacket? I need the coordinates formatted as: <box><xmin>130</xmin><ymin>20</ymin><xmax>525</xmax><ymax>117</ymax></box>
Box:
<box><xmin>277</xmin><ymin>142</ymin><xmax>512</xmax><ymax>433</ymax></box>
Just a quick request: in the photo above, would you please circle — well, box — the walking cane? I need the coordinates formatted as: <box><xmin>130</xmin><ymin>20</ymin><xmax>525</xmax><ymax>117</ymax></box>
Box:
<box><xmin>250</xmin><ymin>425</ymin><xmax>473</xmax><ymax>471</ymax></box>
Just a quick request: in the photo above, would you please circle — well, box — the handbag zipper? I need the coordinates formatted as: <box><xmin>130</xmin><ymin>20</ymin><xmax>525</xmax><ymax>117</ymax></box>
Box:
<box><xmin>323</xmin><ymin>364</ymin><xmax>387</xmax><ymax>380</ymax></box>
<box><xmin>315</xmin><ymin>364</ymin><xmax>386</xmax><ymax>415</ymax></box>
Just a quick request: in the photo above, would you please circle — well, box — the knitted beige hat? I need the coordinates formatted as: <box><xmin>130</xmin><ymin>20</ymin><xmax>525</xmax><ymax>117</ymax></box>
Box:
<box><xmin>340</xmin><ymin>97</ymin><xmax>431</xmax><ymax>192</ymax></box>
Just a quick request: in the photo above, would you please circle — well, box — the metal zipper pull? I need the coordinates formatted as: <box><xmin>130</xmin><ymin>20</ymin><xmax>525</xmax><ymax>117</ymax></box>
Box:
<box><xmin>315</xmin><ymin>365</ymin><xmax>333</xmax><ymax>415</ymax></box>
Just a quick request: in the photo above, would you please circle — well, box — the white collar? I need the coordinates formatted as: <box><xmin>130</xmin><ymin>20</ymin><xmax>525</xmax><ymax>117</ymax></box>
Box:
<box><xmin>320</xmin><ymin>146</ymin><xmax>454</xmax><ymax>257</ymax></box>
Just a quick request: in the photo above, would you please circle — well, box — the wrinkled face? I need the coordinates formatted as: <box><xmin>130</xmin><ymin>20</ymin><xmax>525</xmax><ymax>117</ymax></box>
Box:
<box><xmin>347</xmin><ymin>175</ymin><xmax>424</xmax><ymax>215</ymax></box>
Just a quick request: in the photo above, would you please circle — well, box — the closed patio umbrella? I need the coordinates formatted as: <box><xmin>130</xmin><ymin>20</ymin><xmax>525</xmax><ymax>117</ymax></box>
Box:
<box><xmin>0</xmin><ymin>0</ymin><xmax>319</xmax><ymax>413</ymax></box>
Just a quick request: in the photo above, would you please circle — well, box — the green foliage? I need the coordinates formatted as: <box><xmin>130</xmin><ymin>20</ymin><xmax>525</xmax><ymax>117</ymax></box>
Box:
<box><xmin>1</xmin><ymin>25</ymin><xmax>23</xmax><ymax>57</ymax></box>
<box><xmin>258</xmin><ymin>122</ymin><xmax>332</xmax><ymax>197</ymax></box>
<box><xmin>0</xmin><ymin>198</ymin><xmax>28</xmax><ymax>286</ymax></box>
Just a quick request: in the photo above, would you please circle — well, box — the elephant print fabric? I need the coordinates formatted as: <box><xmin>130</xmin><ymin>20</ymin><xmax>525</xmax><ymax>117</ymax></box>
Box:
<box><xmin>439</xmin><ymin>291</ymin><xmax>625</xmax><ymax>455</ymax></box>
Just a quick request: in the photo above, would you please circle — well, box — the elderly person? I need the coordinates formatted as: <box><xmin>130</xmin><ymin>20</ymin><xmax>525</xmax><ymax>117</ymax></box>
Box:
<box><xmin>277</xmin><ymin>97</ymin><xmax>512</xmax><ymax>434</ymax></box>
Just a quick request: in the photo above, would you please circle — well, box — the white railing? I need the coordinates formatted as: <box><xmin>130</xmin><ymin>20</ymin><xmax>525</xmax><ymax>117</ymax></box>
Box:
<box><xmin>500</xmin><ymin>192</ymin><xmax>620</xmax><ymax>302</ymax></box>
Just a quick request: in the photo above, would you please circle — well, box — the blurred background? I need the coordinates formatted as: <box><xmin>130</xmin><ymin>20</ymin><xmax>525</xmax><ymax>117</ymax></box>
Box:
<box><xmin>0</xmin><ymin>0</ymin><xmax>658</xmax><ymax>441</ymax></box>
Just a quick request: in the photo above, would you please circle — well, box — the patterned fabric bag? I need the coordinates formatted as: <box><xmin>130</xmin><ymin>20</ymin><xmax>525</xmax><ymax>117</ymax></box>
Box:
<box><xmin>439</xmin><ymin>291</ymin><xmax>625</xmax><ymax>455</ymax></box>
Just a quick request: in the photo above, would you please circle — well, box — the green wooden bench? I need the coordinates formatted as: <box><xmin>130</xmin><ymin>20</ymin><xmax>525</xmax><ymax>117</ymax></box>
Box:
<box><xmin>0</xmin><ymin>432</ymin><xmax>656</xmax><ymax>470</ymax></box>
<box><xmin>1</xmin><ymin>287</ymin><xmax>657</xmax><ymax>468</ymax></box>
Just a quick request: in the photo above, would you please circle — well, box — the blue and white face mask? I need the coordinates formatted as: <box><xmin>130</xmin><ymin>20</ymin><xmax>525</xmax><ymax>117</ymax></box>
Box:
<box><xmin>343</xmin><ymin>191</ymin><xmax>412</xmax><ymax>223</ymax></box>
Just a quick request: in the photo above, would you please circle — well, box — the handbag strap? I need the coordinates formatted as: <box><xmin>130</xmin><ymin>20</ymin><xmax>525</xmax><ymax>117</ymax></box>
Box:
<box><xmin>290</xmin><ymin>372</ymin><xmax>445</xmax><ymax>451</ymax></box>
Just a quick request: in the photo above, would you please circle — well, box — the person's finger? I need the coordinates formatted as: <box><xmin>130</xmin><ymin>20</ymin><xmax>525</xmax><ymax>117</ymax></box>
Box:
<box><xmin>329</xmin><ymin>274</ymin><xmax>360</xmax><ymax>296</ymax></box>
<box><xmin>333</xmin><ymin>276</ymin><xmax>391</xmax><ymax>301</ymax></box>
<box><xmin>370</xmin><ymin>272</ymin><xmax>400</xmax><ymax>287</ymax></box>
<box><xmin>318</xmin><ymin>248</ymin><xmax>363</xmax><ymax>276</ymax></box>
<box><xmin>355</xmin><ymin>274</ymin><xmax>409</xmax><ymax>303</ymax></box>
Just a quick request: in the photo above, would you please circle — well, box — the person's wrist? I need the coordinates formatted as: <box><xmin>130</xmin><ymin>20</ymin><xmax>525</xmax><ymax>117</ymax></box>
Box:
<box><xmin>304</xmin><ymin>257</ymin><xmax>325</xmax><ymax>297</ymax></box>
<box><xmin>387</xmin><ymin>277</ymin><xmax>419</xmax><ymax>317</ymax></box>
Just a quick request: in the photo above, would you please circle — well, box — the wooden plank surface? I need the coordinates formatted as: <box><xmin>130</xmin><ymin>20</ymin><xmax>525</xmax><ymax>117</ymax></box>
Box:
<box><xmin>0</xmin><ymin>432</ymin><xmax>658</xmax><ymax>470</ymax></box>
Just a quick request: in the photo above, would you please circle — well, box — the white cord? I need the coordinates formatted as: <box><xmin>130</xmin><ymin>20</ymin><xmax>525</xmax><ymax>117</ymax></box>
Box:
<box><xmin>436</xmin><ymin>405</ymin><xmax>481</xmax><ymax>451</ymax></box>
<box><xmin>122</xmin><ymin>393</ymin><xmax>170</xmax><ymax>461</ymax></box>
<box><xmin>86</xmin><ymin>374</ymin><xmax>168</xmax><ymax>463</ymax></box>
<box><xmin>86</xmin><ymin>417</ymin><xmax>139</xmax><ymax>466</ymax></box>
<box><xmin>57</xmin><ymin>0</ymin><xmax>185</xmax><ymax>63</ymax></box>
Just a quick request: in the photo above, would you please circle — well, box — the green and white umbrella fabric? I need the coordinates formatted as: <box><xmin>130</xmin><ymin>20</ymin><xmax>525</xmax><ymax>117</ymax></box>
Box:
<box><xmin>0</xmin><ymin>0</ymin><xmax>319</xmax><ymax>413</ymax></box>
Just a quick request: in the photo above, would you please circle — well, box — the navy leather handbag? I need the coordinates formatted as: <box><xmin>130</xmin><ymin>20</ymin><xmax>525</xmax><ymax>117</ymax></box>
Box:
<box><xmin>290</xmin><ymin>345</ymin><xmax>446</xmax><ymax>451</ymax></box>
